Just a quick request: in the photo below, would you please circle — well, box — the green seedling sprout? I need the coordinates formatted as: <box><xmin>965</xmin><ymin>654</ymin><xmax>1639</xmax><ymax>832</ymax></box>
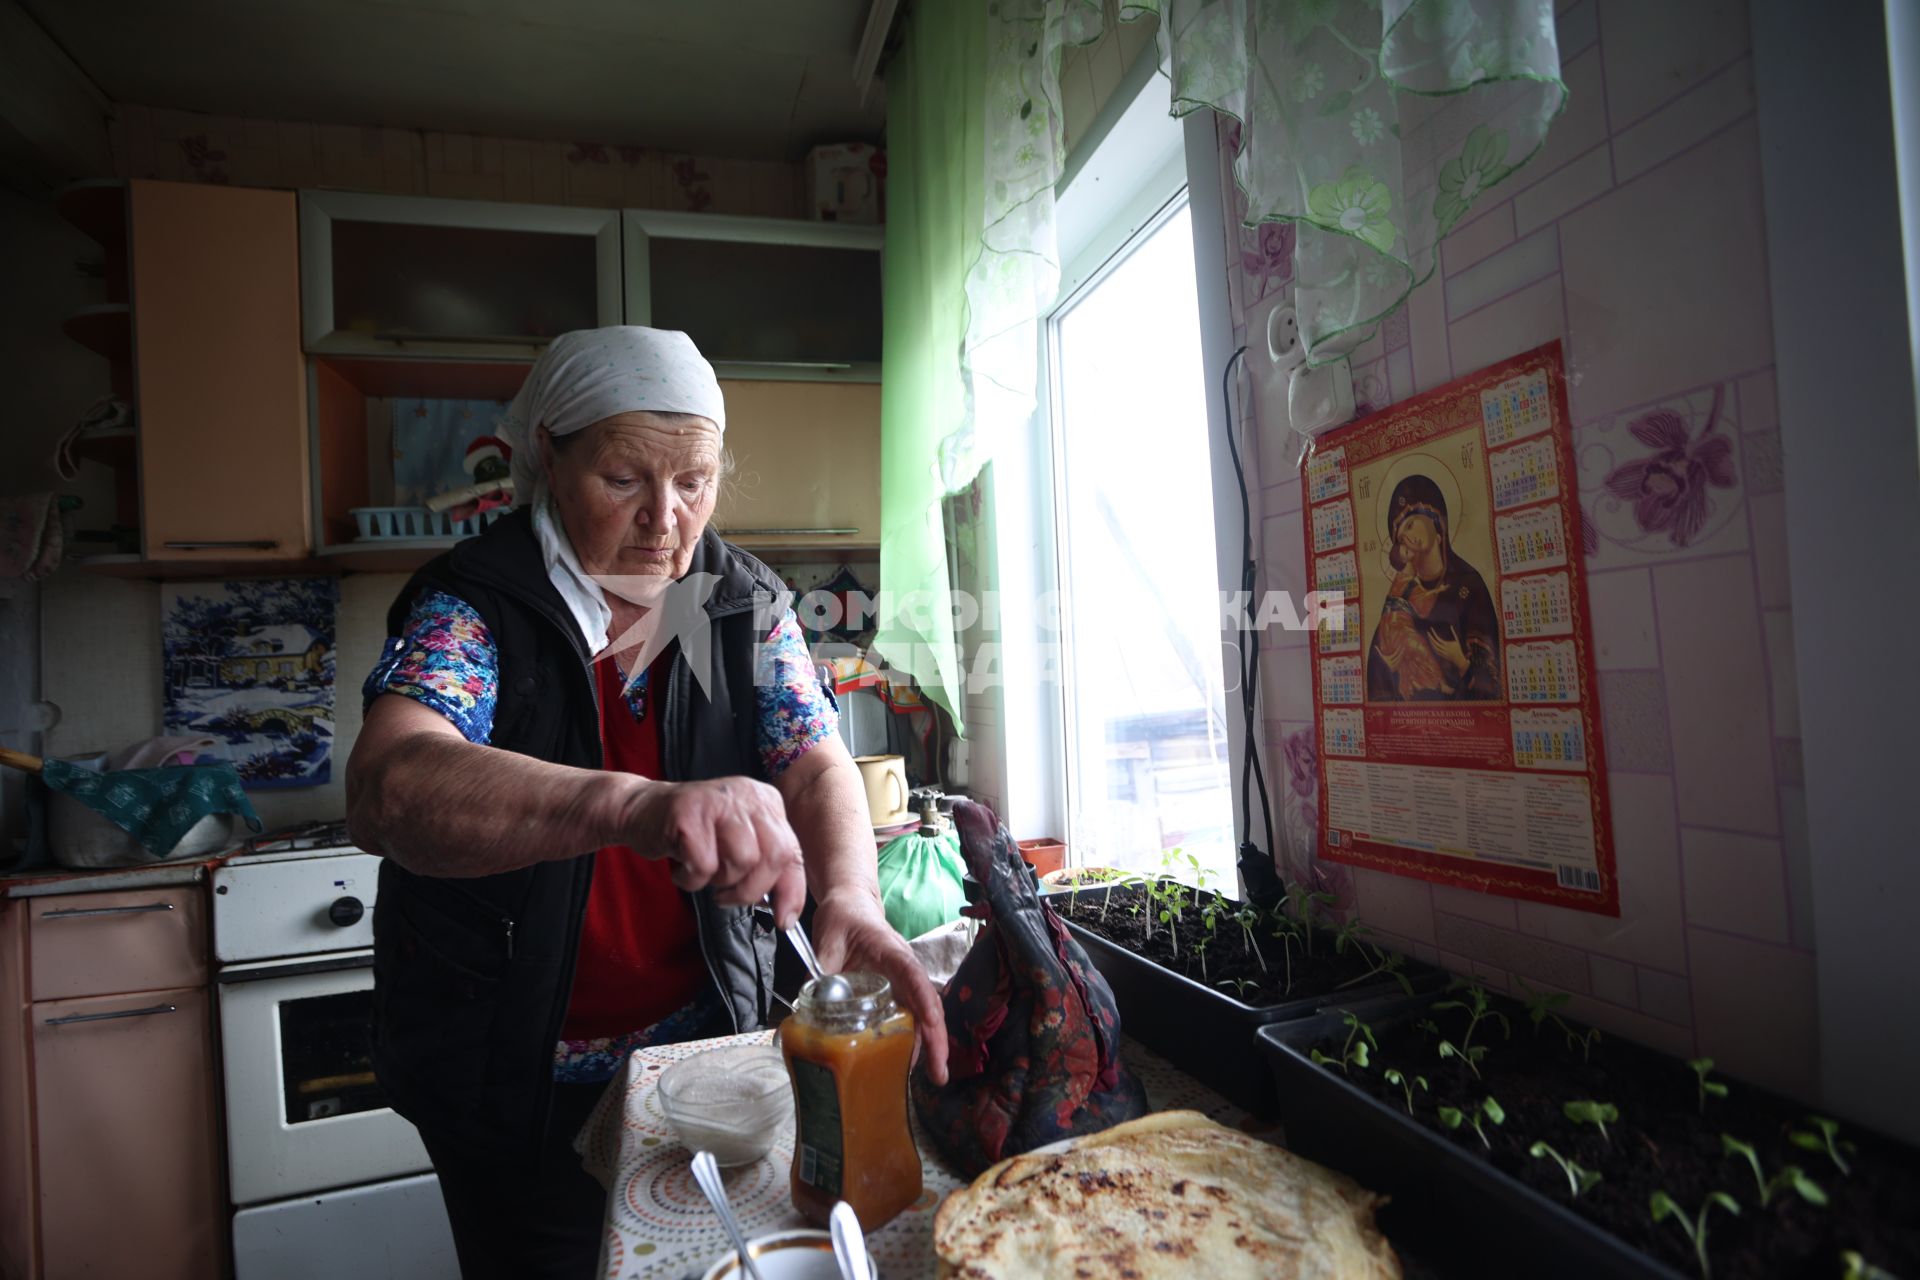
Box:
<box><xmin>1309</xmin><ymin>1011</ymin><xmax>1377</xmax><ymax>1075</ymax></box>
<box><xmin>1516</xmin><ymin>978</ymin><xmax>1602</xmax><ymax>1060</ymax></box>
<box><xmin>1563</xmin><ymin>1100</ymin><xmax>1619</xmax><ymax>1145</ymax></box>
<box><xmin>1789</xmin><ymin>1116</ymin><xmax>1854</xmax><ymax>1177</ymax></box>
<box><xmin>1335</xmin><ymin>942</ymin><xmax>1416</xmax><ymax>997</ymax></box>
<box><xmin>1437</xmin><ymin>1096</ymin><xmax>1505</xmax><ymax>1150</ymax></box>
<box><xmin>1269</xmin><ymin>913</ymin><xmax>1302</xmax><ymax>994</ymax></box>
<box><xmin>1232</xmin><ymin>903</ymin><xmax>1267</xmax><ymax>974</ymax></box>
<box><xmin>1193</xmin><ymin>930</ymin><xmax>1213</xmax><ymax>982</ymax></box>
<box><xmin>1720</xmin><ymin>1135</ymin><xmax>1826</xmax><ymax>1208</ymax></box>
<box><xmin>1215</xmin><ymin>976</ymin><xmax>1259</xmax><ymax>998</ymax></box>
<box><xmin>1650</xmin><ymin>1190</ymin><xmax>1739</xmax><ymax>1280</ymax></box>
<box><xmin>1433</xmin><ymin>982</ymin><xmax>1512</xmax><ymax>1055</ymax></box>
<box><xmin>1689</xmin><ymin>1058</ymin><xmax>1729</xmax><ymax>1112</ymax></box>
<box><xmin>1332</xmin><ymin>917</ymin><xmax>1373</xmax><ymax>956</ymax></box>
<box><xmin>1435</xmin><ymin>1034</ymin><xmax>1487</xmax><ymax>1078</ymax></box>
<box><xmin>1529</xmin><ymin>1142</ymin><xmax>1602</xmax><ymax>1197</ymax></box>
<box><xmin>1283</xmin><ymin>883</ymin><xmax>1337</xmax><ymax>955</ymax></box>
<box><xmin>1842</xmin><ymin>1252</ymin><xmax>1898</xmax><ymax>1280</ymax></box>
<box><xmin>1382</xmin><ymin>1067</ymin><xmax>1428</xmax><ymax>1113</ymax></box>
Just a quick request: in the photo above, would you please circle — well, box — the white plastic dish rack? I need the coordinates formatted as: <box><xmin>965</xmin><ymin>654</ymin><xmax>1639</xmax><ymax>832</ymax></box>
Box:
<box><xmin>349</xmin><ymin>506</ymin><xmax>508</xmax><ymax>541</ymax></box>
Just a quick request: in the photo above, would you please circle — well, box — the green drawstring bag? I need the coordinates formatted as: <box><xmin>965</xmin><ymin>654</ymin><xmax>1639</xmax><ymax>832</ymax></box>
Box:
<box><xmin>876</xmin><ymin>821</ymin><xmax>968</xmax><ymax>941</ymax></box>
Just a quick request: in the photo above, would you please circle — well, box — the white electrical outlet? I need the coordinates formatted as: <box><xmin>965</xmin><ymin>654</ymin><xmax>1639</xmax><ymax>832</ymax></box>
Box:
<box><xmin>1287</xmin><ymin>359</ymin><xmax>1356</xmax><ymax>436</ymax></box>
<box><xmin>1265</xmin><ymin>303</ymin><xmax>1304</xmax><ymax>373</ymax></box>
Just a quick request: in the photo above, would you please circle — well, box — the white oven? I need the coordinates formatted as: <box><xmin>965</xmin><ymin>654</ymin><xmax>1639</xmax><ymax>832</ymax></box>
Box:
<box><xmin>217</xmin><ymin>954</ymin><xmax>430</xmax><ymax>1204</ymax></box>
<box><xmin>212</xmin><ymin>828</ymin><xmax>457</xmax><ymax>1280</ymax></box>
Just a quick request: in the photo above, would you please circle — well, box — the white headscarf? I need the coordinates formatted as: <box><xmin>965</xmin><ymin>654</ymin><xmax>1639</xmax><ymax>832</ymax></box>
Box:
<box><xmin>497</xmin><ymin>326</ymin><xmax>727</xmax><ymax>504</ymax></box>
<box><xmin>496</xmin><ymin>326</ymin><xmax>727</xmax><ymax>655</ymax></box>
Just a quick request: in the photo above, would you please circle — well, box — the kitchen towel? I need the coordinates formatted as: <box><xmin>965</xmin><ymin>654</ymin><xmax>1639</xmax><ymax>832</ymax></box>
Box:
<box><xmin>0</xmin><ymin>494</ymin><xmax>61</xmax><ymax>581</ymax></box>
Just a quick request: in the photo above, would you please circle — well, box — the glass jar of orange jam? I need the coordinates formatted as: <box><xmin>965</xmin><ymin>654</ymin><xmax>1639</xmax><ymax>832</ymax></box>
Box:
<box><xmin>781</xmin><ymin>972</ymin><xmax>922</xmax><ymax>1231</ymax></box>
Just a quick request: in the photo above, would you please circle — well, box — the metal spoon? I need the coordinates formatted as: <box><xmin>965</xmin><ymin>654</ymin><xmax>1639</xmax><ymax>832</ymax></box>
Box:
<box><xmin>690</xmin><ymin>1150</ymin><xmax>767</xmax><ymax>1280</ymax></box>
<box><xmin>829</xmin><ymin>1200</ymin><xmax>873</xmax><ymax>1280</ymax></box>
<box><xmin>761</xmin><ymin>895</ymin><xmax>853</xmax><ymax>999</ymax></box>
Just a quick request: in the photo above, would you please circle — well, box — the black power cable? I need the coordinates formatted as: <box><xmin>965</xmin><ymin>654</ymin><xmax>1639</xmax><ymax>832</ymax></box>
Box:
<box><xmin>1220</xmin><ymin>346</ymin><xmax>1283</xmax><ymax>907</ymax></box>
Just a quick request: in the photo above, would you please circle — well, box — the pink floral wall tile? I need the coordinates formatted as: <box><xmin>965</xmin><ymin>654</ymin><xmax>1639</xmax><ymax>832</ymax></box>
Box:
<box><xmin>1577</xmin><ymin>384</ymin><xmax>1748</xmax><ymax>566</ymax></box>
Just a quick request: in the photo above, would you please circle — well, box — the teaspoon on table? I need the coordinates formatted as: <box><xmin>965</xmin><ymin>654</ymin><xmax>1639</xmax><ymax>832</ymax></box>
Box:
<box><xmin>829</xmin><ymin>1200</ymin><xmax>873</xmax><ymax>1280</ymax></box>
<box><xmin>690</xmin><ymin>1149</ymin><xmax>767</xmax><ymax>1280</ymax></box>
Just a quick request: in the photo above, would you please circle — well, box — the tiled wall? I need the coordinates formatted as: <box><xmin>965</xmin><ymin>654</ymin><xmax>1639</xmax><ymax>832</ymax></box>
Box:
<box><xmin>1226</xmin><ymin>2</ymin><xmax>1816</xmax><ymax>1098</ymax></box>
<box><xmin>111</xmin><ymin>103</ymin><xmax>806</xmax><ymax>216</ymax></box>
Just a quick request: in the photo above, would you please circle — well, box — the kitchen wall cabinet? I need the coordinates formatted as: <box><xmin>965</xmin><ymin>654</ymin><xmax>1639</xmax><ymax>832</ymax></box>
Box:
<box><xmin>300</xmin><ymin>190</ymin><xmax>623</xmax><ymax>359</ymax></box>
<box><xmin>131</xmin><ymin>179</ymin><xmax>312</xmax><ymax>562</ymax></box>
<box><xmin>624</xmin><ymin>211</ymin><xmax>882</xmax><ymax>382</ymax></box>
<box><xmin>713</xmin><ymin>380</ymin><xmax>880</xmax><ymax>551</ymax></box>
<box><xmin>0</xmin><ymin>887</ymin><xmax>224</xmax><ymax>1280</ymax></box>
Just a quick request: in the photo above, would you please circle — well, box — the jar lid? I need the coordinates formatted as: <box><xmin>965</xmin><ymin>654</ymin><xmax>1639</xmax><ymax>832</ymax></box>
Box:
<box><xmin>795</xmin><ymin>971</ymin><xmax>894</xmax><ymax>1030</ymax></box>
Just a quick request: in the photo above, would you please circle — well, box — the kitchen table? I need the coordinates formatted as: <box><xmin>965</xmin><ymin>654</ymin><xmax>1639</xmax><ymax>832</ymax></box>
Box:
<box><xmin>576</xmin><ymin>1030</ymin><xmax>1266</xmax><ymax>1280</ymax></box>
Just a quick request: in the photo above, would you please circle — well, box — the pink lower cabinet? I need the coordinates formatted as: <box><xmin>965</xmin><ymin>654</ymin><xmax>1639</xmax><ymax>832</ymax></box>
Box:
<box><xmin>31</xmin><ymin>986</ymin><xmax>224</xmax><ymax>1278</ymax></box>
<box><xmin>0</xmin><ymin>888</ymin><xmax>223</xmax><ymax>1280</ymax></box>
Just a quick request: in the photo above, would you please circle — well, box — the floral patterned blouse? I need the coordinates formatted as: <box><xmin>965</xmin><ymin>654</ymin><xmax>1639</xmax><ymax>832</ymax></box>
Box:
<box><xmin>363</xmin><ymin>589</ymin><xmax>838</xmax><ymax>1081</ymax></box>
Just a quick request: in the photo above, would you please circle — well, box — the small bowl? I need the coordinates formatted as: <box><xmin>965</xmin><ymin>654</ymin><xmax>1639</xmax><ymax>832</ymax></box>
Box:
<box><xmin>658</xmin><ymin>1044</ymin><xmax>792</xmax><ymax>1167</ymax></box>
<box><xmin>701</xmin><ymin>1230</ymin><xmax>859</xmax><ymax>1280</ymax></box>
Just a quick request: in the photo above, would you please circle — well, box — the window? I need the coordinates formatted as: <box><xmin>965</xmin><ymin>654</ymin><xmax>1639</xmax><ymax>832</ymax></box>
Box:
<box><xmin>1048</xmin><ymin>197</ymin><xmax>1237</xmax><ymax>887</ymax></box>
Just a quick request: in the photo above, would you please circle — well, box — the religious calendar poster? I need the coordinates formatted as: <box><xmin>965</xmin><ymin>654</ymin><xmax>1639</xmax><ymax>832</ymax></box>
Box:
<box><xmin>1301</xmin><ymin>341</ymin><xmax>1618</xmax><ymax>915</ymax></box>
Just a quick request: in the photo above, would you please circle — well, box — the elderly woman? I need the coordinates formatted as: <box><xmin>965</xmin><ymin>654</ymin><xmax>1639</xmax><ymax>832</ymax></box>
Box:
<box><xmin>347</xmin><ymin>327</ymin><xmax>946</xmax><ymax>1280</ymax></box>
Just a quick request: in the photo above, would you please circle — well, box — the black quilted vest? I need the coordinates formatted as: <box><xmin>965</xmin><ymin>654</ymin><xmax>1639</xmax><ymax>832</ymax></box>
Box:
<box><xmin>368</xmin><ymin>508</ymin><xmax>783</xmax><ymax>1160</ymax></box>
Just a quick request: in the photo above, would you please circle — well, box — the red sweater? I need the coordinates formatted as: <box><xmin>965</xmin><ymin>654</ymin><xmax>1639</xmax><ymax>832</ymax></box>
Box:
<box><xmin>558</xmin><ymin>655</ymin><xmax>708</xmax><ymax>1040</ymax></box>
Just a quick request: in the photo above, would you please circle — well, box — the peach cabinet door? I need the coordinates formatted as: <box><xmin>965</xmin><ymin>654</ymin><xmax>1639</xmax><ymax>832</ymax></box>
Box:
<box><xmin>131</xmin><ymin>179</ymin><xmax>311</xmax><ymax>559</ymax></box>
<box><xmin>27</xmin><ymin>886</ymin><xmax>208</xmax><ymax>1002</ymax></box>
<box><xmin>32</xmin><ymin>986</ymin><xmax>223</xmax><ymax>1280</ymax></box>
<box><xmin>712</xmin><ymin>380</ymin><xmax>880</xmax><ymax>541</ymax></box>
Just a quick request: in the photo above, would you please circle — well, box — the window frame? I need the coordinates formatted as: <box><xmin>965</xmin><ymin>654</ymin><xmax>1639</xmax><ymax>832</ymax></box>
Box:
<box><xmin>999</xmin><ymin>59</ymin><xmax>1251</xmax><ymax>880</ymax></box>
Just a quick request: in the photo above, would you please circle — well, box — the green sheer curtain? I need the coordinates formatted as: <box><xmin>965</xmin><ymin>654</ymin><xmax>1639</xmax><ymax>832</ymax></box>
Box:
<box><xmin>879</xmin><ymin>0</ymin><xmax>1564</xmax><ymax>723</ymax></box>
<box><xmin>874</xmin><ymin>0</ymin><xmax>987</xmax><ymax>728</ymax></box>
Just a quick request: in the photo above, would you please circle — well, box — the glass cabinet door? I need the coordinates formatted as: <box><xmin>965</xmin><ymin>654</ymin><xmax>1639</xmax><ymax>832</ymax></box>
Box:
<box><xmin>301</xmin><ymin>191</ymin><xmax>622</xmax><ymax>358</ymax></box>
<box><xmin>624</xmin><ymin>211</ymin><xmax>883</xmax><ymax>382</ymax></box>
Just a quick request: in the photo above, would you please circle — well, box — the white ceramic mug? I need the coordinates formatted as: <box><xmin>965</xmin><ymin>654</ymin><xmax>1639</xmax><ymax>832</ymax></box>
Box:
<box><xmin>854</xmin><ymin>754</ymin><xmax>909</xmax><ymax>826</ymax></box>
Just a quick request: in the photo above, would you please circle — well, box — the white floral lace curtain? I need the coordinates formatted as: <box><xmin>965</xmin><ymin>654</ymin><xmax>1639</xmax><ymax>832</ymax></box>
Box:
<box><xmin>943</xmin><ymin>0</ymin><xmax>1568</xmax><ymax>492</ymax></box>
<box><xmin>1127</xmin><ymin>0</ymin><xmax>1566</xmax><ymax>362</ymax></box>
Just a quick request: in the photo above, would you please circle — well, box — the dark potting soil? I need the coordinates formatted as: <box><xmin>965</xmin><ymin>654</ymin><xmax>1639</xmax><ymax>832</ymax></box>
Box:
<box><xmin>1056</xmin><ymin>883</ymin><xmax>1408</xmax><ymax>1005</ymax></box>
<box><xmin>1305</xmin><ymin>990</ymin><xmax>1920</xmax><ymax>1280</ymax></box>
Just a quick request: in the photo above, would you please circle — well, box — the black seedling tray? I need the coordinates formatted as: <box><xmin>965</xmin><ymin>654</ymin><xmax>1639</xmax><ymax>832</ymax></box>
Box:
<box><xmin>1065</xmin><ymin>918</ymin><xmax>1445</xmax><ymax>1120</ymax></box>
<box><xmin>1256</xmin><ymin>1000</ymin><xmax>1686</xmax><ymax>1280</ymax></box>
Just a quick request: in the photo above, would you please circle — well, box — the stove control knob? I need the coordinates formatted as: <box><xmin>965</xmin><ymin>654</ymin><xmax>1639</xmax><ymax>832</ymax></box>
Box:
<box><xmin>328</xmin><ymin>896</ymin><xmax>365</xmax><ymax>928</ymax></box>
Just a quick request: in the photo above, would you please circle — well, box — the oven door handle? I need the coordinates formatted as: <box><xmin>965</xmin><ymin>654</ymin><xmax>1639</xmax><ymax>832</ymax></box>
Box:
<box><xmin>44</xmin><ymin>1003</ymin><xmax>178</xmax><ymax>1027</ymax></box>
<box><xmin>40</xmin><ymin>902</ymin><xmax>175</xmax><ymax>920</ymax></box>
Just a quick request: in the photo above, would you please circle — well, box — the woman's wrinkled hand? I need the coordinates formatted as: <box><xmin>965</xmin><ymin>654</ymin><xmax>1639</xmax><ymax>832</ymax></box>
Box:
<box><xmin>625</xmin><ymin>777</ymin><xmax>807</xmax><ymax>925</ymax></box>
<box><xmin>810</xmin><ymin>888</ymin><xmax>951</xmax><ymax>1086</ymax></box>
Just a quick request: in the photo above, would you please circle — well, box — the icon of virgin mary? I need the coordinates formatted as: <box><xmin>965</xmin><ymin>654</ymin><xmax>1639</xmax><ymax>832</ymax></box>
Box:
<box><xmin>1366</xmin><ymin>473</ymin><xmax>1502</xmax><ymax>701</ymax></box>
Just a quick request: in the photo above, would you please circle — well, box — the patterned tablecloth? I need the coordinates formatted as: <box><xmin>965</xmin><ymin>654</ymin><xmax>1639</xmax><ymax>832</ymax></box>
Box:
<box><xmin>577</xmin><ymin>1032</ymin><xmax>1262</xmax><ymax>1280</ymax></box>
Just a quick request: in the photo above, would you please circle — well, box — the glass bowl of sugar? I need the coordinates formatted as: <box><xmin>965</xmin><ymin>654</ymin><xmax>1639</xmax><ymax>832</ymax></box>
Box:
<box><xmin>658</xmin><ymin>1044</ymin><xmax>794</xmax><ymax>1167</ymax></box>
